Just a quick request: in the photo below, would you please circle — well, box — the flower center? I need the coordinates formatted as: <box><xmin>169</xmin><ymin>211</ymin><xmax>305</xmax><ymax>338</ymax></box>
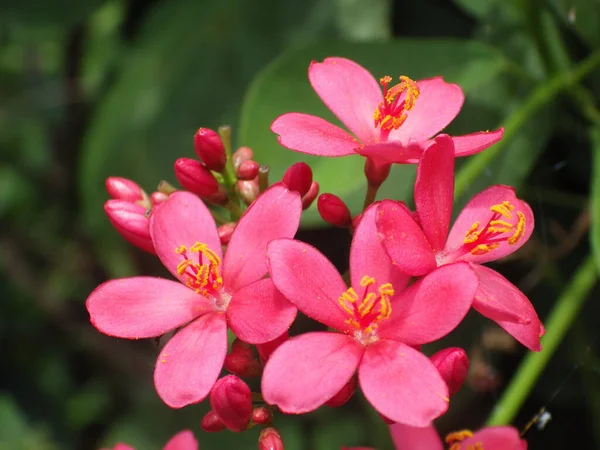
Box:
<box><xmin>175</xmin><ymin>242</ymin><xmax>223</xmax><ymax>298</ymax></box>
<box><xmin>373</xmin><ymin>75</ymin><xmax>420</xmax><ymax>133</ymax></box>
<box><xmin>337</xmin><ymin>275</ymin><xmax>394</xmax><ymax>345</ymax></box>
<box><xmin>445</xmin><ymin>430</ymin><xmax>484</xmax><ymax>450</ymax></box>
<box><xmin>462</xmin><ymin>200</ymin><xmax>526</xmax><ymax>256</ymax></box>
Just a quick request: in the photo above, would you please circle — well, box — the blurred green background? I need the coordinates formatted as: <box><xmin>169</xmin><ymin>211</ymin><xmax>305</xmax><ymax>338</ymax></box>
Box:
<box><xmin>2</xmin><ymin>0</ymin><xmax>600</xmax><ymax>448</ymax></box>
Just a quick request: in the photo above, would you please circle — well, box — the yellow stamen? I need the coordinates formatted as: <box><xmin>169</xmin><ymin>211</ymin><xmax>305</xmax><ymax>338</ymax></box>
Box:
<box><xmin>490</xmin><ymin>201</ymin><xmax>514</xmax><ymax>218</ymax></box>
<box><xmin>445</xmin><ymin>430</ymin><xmax>474</xmax><ymax>444</ymax></box>
<box><xmin>508</xmin><ymin>211</ymin><xmax>526</xmax><ymax>245</ymax></box>
<box><xmin>373</xmin><ymin>75</ymin><xmax>420</xmax><ymax>131</ymax></box>
<box><xmin>464</xmin><ymin>222</ymin><xmax>481</xmax><ymax>244</ymax></box>
<box><xmin>470</xmin><ymin>243</ymin><xmax>500</xmax><ymax>255</ymax></box>
<box><xmin>174</xmin><ymin>241</ymin><xmax>223</xmax><ymax>296</ymax></box>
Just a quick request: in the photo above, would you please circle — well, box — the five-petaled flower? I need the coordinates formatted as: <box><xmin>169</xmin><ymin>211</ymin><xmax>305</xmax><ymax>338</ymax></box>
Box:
<box><xmin>87</xmin><ymin>184</ymin><xmax>302</xmax><ymax>408</ymax></box>
<box><xmin>271</xmin><ymin>57</ymin><xmax>503</xmax><ymax>168</ymax></box>
<box><xmin>262</xmin><ymin>203</ymin><xmax>479</xmax><ymax>427</ymax></box>
<box><xmin>376</xmin><ymin>134</ymin><xmax>543</xmax><ymax>351</ymax></box>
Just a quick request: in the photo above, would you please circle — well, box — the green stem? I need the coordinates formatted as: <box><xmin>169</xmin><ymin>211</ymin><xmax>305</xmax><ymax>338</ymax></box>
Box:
<box><xmin>486</xmin><ymin>255</ymin><xmax>597</xmax><ymax>426</ymax></box>
<box><xmin>455</xmin><ymin>50</ymin><xmax>600</xmax><ymax>200</ymax></box>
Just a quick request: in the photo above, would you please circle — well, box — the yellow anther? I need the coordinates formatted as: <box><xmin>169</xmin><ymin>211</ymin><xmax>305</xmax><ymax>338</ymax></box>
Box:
<box><xmin>177</xmin><ymin>259</ymin><xmax>193</xmax><ymax>275</ymax></box>
<box><xmin>508</xmin><ymin>211</ymin><xmax>526</xmax><ymax>245</ymax></box>
<box><xmin>175</xmin><ymin>245</ymin><xmax>187</xmax><ymax>254</ymax></box>
<box><xmin>358</xmin><ymin>293</ymin><xmax>377</xmax><ymax>317</ymax></box>
<box><xmin>464</xmin><ymin>222</ymin><xmax>481</xmax><ymax>244</ymax></box>
<box><xmin>445</xmin><ymin>430</ymin><xmax>474</xmax><ymax>444</ymax></box>
<box><xmin>470</xmin><ymin>243</ymin><xmax>500</xmax><ymax>255</ymax></box>
<box><xmin>374</xmin><ymin>75</ymin><xmax>420</xmax><ymax>131</ymax></box>
<box><xmin>174</xmin><ymin>241</ymin><xmax>223</xmax><ymax>296</ymax></box>
<box><xmin>490</xmin><ymin>201</ymin><xmax>514</xmax><ymax>219</ymax></box>
<box><xmin>378</xmin><ymin>283</ymin><xmax>394</xmax><ymax>297</ymax></box>
<box><xmin>380</xmin><ymin>75</ymin><xmax>392</xmax><ymax>85</ymax></box>
<box><xmin>360</xmin><ymin>276</ymin><xmax>375</xmax><ymax>287</ymax></box>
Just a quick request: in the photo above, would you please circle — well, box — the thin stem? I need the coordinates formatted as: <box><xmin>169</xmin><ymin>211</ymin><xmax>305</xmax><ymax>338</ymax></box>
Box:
<box><xmin>363</xmin><ymin>184</ymin><xmax>380</xmax><ymax>209</ymax></box>
<box><xmin>258</xmin><ymin>164</ymin><xmax>270</xmax><ymax>193</ymax></box>
<box><xmin>485</xmin><ymin>255</ymin><xmax>597</xmax><ymax>426</ymax></box>
<box><xmin>455</xmin><ymin>50</ymin><xmax>600</xmax><ymax>200</ymax></box>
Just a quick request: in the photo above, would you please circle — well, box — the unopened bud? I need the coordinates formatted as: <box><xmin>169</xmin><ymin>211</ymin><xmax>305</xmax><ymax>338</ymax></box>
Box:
<box><xmin>364</xmin><ymin>158</ymin><xmax>391</xmax><ymax>187</ymax></box>
<box><xmin>201</xmin><ymin>410</ymin><xmax>227</xmax><ymax>433</ymax></box>
<box><xmin>232</xmin><ymin>146</ymin><xmax>254</xmax><ymax>171</ymax></box>
<box><xmin>218</xmin><ymin>222</ymin><xmax>236</xmax><ymax>245</ymax></box>
<box><xmin>259</xmin><ymin>427</ymin><xmax>284</xmax><ymax>450</ymax></box>
<box><xmin>237</xmin><ymin>178</ymin><xmax>259</xmax><ymax>205</ymax></box>
<box><xmin>150</xmin><ymin>191</ymin><xmax>169</xmax><ymax>206</ymax></box>
<box><xmin>224</xmin><ymin>341</ymin><xmax>262</xmax><ymax>377</ymax></box>
<box><xmin>104</xmin><ymin>200</ymin><xmax>155</xmax><ymax>254</ymax></box>
<box><xmin>174</xmin><ymin>158</ymin><xmax>227</xmax><ymax>204</ymax></box>
<box><xmin>256</xmin><ymin>332</ymin><xmax>289</xmax><ymax>363</ymax></box>
<box><xmin>325</xmin><ymin>375</ymin><xmax>357</xmax><ymax>407</ymax></box>
<box><xmin>282</xmin><ymin>162</ymin><xmax>312</xmax><ymax>197</ymax></box>
<box><xmin>210</xmin><ymin>375</ymin><xmax>252</xmax><ymax>432</ymax></box>
<box><xmin>237</xmin><ymin>159</ymin><xmax>260</xmax><ymax>181</ymax></box>
<box><xmin>318</xmin><ymin>193</ymin><xmax>351</xmax><ymax>227</ymax></box>
<box><xmin>431</xmin><ymin>347</ymin><xmax>469</xmax><ymax>396</ymax></box>
<box><xmin>194</xmin><ymin>128</ymin><xmax>226</xmax><ymax>172</ymax></box>
<box><xmin>301</xmin><ymin>181</ymin><xmax>319</xmax><ymax>210</ymax></box>
<box><xmin>105</xmin><ymin>177</ymin><xmax>145</xmax><ymax>203</ymax></box>
<box><xmin>252</xmin><ymin>406</ymin><xmax>272</xmax><ymax>425</ymax></box>
<box><xmin>351</xmin><ymin>213</ymin><xmax>362</xmax><ymax>230</ymax></box>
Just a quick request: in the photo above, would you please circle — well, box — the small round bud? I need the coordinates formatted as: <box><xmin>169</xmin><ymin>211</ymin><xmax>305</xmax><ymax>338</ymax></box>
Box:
<box><xmin>252</xmin><ymin>406</ymin><xmax>272</xmax><ymax>425</ymax></box>
<box><xmin>218</xmin><ymin>222</ymin><xmax>236</xmax><ymax>245</ymax></box>
<box><xmin>194</xmin><ymin>128</ymin><xmax>226</xmax><ymax>172</ymax></box>
<box><xmin>237</xmin><ymin>159</ymin><xmax>260</xmax><ymax>181</ymax></box>
<box><xmin>431</xmin><ymin>347</ymin><xmax>469</xmax><ymax>396</ymax></box>
<box><xmin>232</xmin><ymin>146</ymin><xmax>254</xmax><ymax>171</ymax></box>
<box><xmin>256</xmin><ymin>332</ymin><xmax>288</xmax><ymax>363</ymax></box>
<box><xmin>150</xmin><ymin>191</ymin><xmax>169</xmax><ymax>206</ymax></box>
<box><xmin>237</xmin><ymin>178</ymin><xmax>259</xmax><ymax>205</ymax></box>
<box><xmin>104</xmin><ymin>200</ymin><xmax>155</xmax><ymax>254</ymax></box>
<box><xmin>105</xmin><ymin>177</ymin><xmax>144</xmax><ymax>202</ymax></box>
<box><xmin>174</xmin><ymin>158</ymin><xmax>227</xmax><ymax>204</ymax></box>
<box><xmin>364</xmin><ymin>158</ymin><xmax>391</xmax><ymax>187</ymax></box>
<box><xmin>301</xmin><ymin>181</ymin><xmax>319</xmax><ymax>210</ymax></box>
<box><xmin>282</xmin><ymin>162</ymin><xmax>312</xmax><ymax>197</ymax></box>
<box><xmin>259</xmin><ymin>427</ymin><xmax>284</xmax><ymax>450</ymax></box>
<box><xmin>201</xmin><ymin>410</ymin><xmax>227</xmax><ymax>433</ymax></box>
<box><xmin>325</xmin><ymin>375</ymin><xmax>357</xmax><ymax>407</ymax></box>
<box><xmin>225</xmin><ymin>339</ymin><xmax>262</xmax><ymax>377</ymax></box>
<box><xmin>318</xmin><ymin>193</ymin><xmax>351</xmax><ymax>227</ymax></box>
<box><xmin>210</xmin><ymin>375</ymin><xmax>252</xmax><ymax>432</ymax></box>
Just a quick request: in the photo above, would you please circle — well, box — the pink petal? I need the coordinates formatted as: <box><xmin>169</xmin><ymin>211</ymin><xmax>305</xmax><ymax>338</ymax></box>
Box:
<box><xmin>350</xmin><ymin>203</ymin><xmax>409</xmax><ymax>294</ymax></box>
<box><xmin>472</xmin><ymin>265</ymin><xmax>543</xmax><ymax>351</ymax></box>
<box><xmin>389</xmin><ymin>424</ymin><xmax>443</xmax><ymax>450</ymax></box>
<box><xmin>354</xmin><ymin>141</ymin><xmax>424</xmax><ymax>165</ymax></box>
<box><xmin>452</xmin><ymin>128</ymin><xmax>504</xmax><ymax>157</ymax></box>
<box><xmin>271</xmin><ymin>113</ymin><xmax>360</xmax><ymax>156</ymax></box>
<box><xmin>359</xmin><ymin>340</ymin><xmax>449</xmax><ymax>427</ymax></box>
<box><xmin>308</xmin><ymin>57</ymin><xmax>381</xmax><ymax>143</ymax></box>
<box><xmin>224</xmin><ymin>183</ymin><xmax>301</xmax><ymax>292</ymax></box>
<box><xmin>106</xmin><ymin>444</ymin><xmax>135</xmax><ymax>450</ymax></box>
<box><xmin>376</xmin><ymin>200</ymin><xmax>437</xmax><ymax>276</ymax></box>
<box><xmin>227</xmin><ymin>278</ymin><xmax>297</xmax><ymax>344</ymax></box>
<box><xmin>163</xmin><ymin>430</ymin><xmax>199</xmax><ymax>450</ymax></box>
<box><xmin>150</xmin><ymin>191</ymin><xmax>221</xmax><ymax>283</ymax></box>
<box><xmin>267</xmin><ymin>239</ymin><xmax>352</xmax><ymax>332</ymax></box>
<box><xmin>445</xmin><ymin>185</ymin><xmax>534</xmax><ymax>265</ymax></box>
<box><xmin>262</xmin><ymin>332</ymin><xmax>363</xmax><ymax>413</ymax></box>
<box><xmin>378</xmin><ymin>262</ymin><xmax>477</xmax><ymax>345</ymax></box>
<box><xmin>86</xmin><ymin>277</ymin><xmax>212</xmax><ymax>339</ymax></box>
<box><xmin>154</xmin><ymin>312</ymin><xmax>227</xmax><ymax>408</ymax></box>
<box><xmin>463</xmin><ymin>426</ymin><xmax>527</xmax><ymax>450</ymax></box>
<box><xmin>414</xmin><ymin>135</ymin><xmax>455</xmax><ymax>251</ymax></box>
<box><xmin>389</xmin><ymin>77</ymin><xmax>464</xmax><ymax>143</ymax></box>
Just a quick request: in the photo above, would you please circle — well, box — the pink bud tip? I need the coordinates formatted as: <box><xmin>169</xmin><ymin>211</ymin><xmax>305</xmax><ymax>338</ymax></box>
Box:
<box><xmin>237</xmin><ymin>178</ymin><xmax>259</xmax><ymax>205</ymax></box>
<box><xmin>201</xmin><ymin>410</ymin><xmax>227</xmax><ymax>433</ymax></box>
<box><xmin>259</xmin><ymin>427</ymin><xmax>284</xmax><ymax>450</ymax></box>
<box><xmin>364</xmin><ymin>159</ymin><xmax>391</xmax><ymax>187</ymax></box>
<box><xmin>218</xmin><ymin>222</ymin><xmax>236</xmax><ymax>245</ymax></box>
<box><xmin>252</xmin><ymin>407</ymin><xmax>272</xmax><ymax>425</ymax></box>
<box><xmin>210</xmin><ymin>375</ymin><xmax>252</xmax><ymax>432</ymax></box>
<box><xmin>325</xmin><ymin>375</ymin><xmax>357</xmax><ymax>407</ymax></box>
<box><xmin>104</xmin><ymin>200</ymin><xmax>155</xmax><ymax>254</ymax></box>
<box><xmin>256</xmin><ymin>332</ymin><xmax>289</xmax><ymax>363</ymax></box>
<box><xmin>105</xmin><ymin>177</ymin><xmax>144</xmax><ymax>202</ymax></box>
<box><xmin>317</xmin><ymin>193</ymin><xmax>351</xmax><ymax>227</ymax></box>
<box><xmin>232</xmin><ymin>146</ymin><xmax>254</xmax><ymax>171</ymax></box>
<box><xmin>150</xmin><ymin>191</ymin><xmax>169</xmax><ymax>206</ymax></box>
<box><xmin>237</xmin><ymin>159</ymin><xmax>260</xmax><ymax>181</ymax></box>
<box><xmin>282</xmin><ymin>162</ymin><xmax>313</xmax><ymax>197</ymax></box>
<box><xmin>194</xmin><ymin>128</ymin><xmax>226</xmax><ymax>172</ymax></box>
<box><xmin>174</xmin><ymin>157</ymin><xmax>227</xmax><ymax>204</ymax></box>
<box><xmin>301</xmin><ymin>181</ymin><xmax>319</xmax><ymax>210</ymax></box>
<box><xmin>430</xmin><ymin>347</ymin><xmax>469</xmax><ymax>396</ymax></box>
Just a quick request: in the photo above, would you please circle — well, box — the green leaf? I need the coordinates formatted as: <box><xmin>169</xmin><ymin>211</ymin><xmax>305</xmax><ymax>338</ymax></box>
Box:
<box><xmin>239</xmin><ymin>39</ymin><xmax>507</xmax><ymax>226</ymax></box>
<box><xmin>590</xmin><ymin>125</ymin><xmax>600</xmax><ymax>272</ymax></box>
<box><xmin>551</xmin><ymin>0</ymin><xmax>600</xmax><ymax>48</ymax></box>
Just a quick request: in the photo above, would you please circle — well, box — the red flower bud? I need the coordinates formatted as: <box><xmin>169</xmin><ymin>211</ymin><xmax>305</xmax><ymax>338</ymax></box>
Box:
<box><xmin>201</xmin><ymin>410</ymin><xmax>227</xmax><ymax>433</ymax></box>
<box><xmin>259</xmin><ymin>427</ymin><xmax>284</xmax><ymax>450</ymax></box>
<box><xmin>282</xmin><ymin>162</ymin><xmax>312</xmax><ymax>197</ymax></box>
<box><xmin>105</xmin><ymin>177</ymin><xmax>145</xmax><ymax>203</ymax></box>
<box><xmin>218</xmin><ymin>222</ymin><xmax>236</xmax><ymax>245</ymax></box>
<box><xmin>237</xmin><ymin>178</ymin><xmax>259</xmax><ymax>205</ymax></box>
<box><xmin>194</xmin><ymin>128</ymin><xmax>226</xmax><ymax>172</ymax></box>
<box><xmin>224</xmin><ymin>340</ymin><xmax>262</xmax><ymax>377</ymax></box>
<box><xmin>174</xmin><ymin>158</ymin><xmax>227</xmax><ymax>204</ymax></box>
<box><xmin>301</xmin><ymin>181</ymin><xmax>319</xmax><ymax>210</ymax></box>
<box><xmin>256</xmin><ymin>332</ymin><xmax>289</xmax><ymax>363</ymax></box>
<box><xmin>431</xmin><ymin>347</ymin><xmax>469</xmax><ymax>396</ymax></box>
<box><xmin>325</xmin><ymin>375</ymin><xmax>357</xmax><ymax>407</ymax></box>
<box><xmin>252</xmin><ymin>406</ymin><xmax>272</xmax><ymax>425</ymax></box>
<box><xmin>104</xmin><ymin>200</ymin><xmax>155</xmax><ymax>254</ymax></box>
<box><xmin>318</xmin><ymin>193</ymin><xmax>351</xmax><ymax>227</ymax></box>
<box><xmin>150</xmin><ymin>191</ymin><xmax>168</xmax><ymax>206</ymax></box>
<box><xmin>364</xmin><ymin>158</ymin><xmax>391</xmax><ymax>187</ymax></box>
<box><xmin>351</xmin><ymin>213</ymin><xmax>362</xmax><ymax>231</ymax></box>
<box><xmin>232</xmin><ymin>146</ymin><xmax>254</xmax><ymax>171</ymax></box>
<box><xmin>236</xmin><ymin>159</ymin><xmax>260</xmax><ymax>181</ymax></box>
<box><xmin>210</xmin><ymin>375</ymin><xmax>252</xmax><ymax>432</ymax></box>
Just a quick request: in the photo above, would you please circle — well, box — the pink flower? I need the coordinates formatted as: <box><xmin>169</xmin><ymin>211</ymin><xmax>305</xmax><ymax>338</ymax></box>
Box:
<box><xmin>377</xmin><ymin>134</ymin><xmax>543</xmax><ymax>351</ymax></box>
<box><xmin>271</xmin><ymin>57</ymin><xmax>503</xmax><ymax>167</ymax></box>
<box><xmin>262</xmin><ymin>203</ymin><xmax>479</xmax><ymax>427</ymax></box>
<box><xmin>102</xmin><ymin>430</ymin><xmax>198</xmax><ymax>450</ymax></box>
<box><xmin>389</xmin><ymin>423</ymin><xmax>527</xmax><ymax>450</ymax></box>
<box><xmin>87</xmin><ymin>184</ymin><xmax>302</xmax><ymax>408</ymax></box>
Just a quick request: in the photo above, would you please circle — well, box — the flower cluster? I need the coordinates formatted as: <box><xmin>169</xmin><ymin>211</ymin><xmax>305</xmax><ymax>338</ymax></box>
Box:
<box><xmin>90</xmin><ymin>57</ymin><xmax>541</xmax><ymax>449</ymax></box>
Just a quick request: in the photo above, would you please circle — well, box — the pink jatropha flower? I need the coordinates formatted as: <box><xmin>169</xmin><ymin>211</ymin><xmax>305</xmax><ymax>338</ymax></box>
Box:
<box><xmin>87</xmin><ymin>184</ymin><xmax>302</xmax><ymax>408</ymax></box>
<box><xmin>262</xmin><ymin>203</ymin><xmax>479</xmax><ymax>427</ymax></box>
<box><xmin>271</xmin><ymin>57</ymin><xmax>503</xmax><ymax>167</ymax></box>
<box><xmin>102</xmin><ymin>429</ymin><xmax>198</xmax><ymax>450</ymax></box>
<box><xmin>376</xmin><ymin>134</ymin><xmax>543</xmax><ymax>351</ymax></box>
